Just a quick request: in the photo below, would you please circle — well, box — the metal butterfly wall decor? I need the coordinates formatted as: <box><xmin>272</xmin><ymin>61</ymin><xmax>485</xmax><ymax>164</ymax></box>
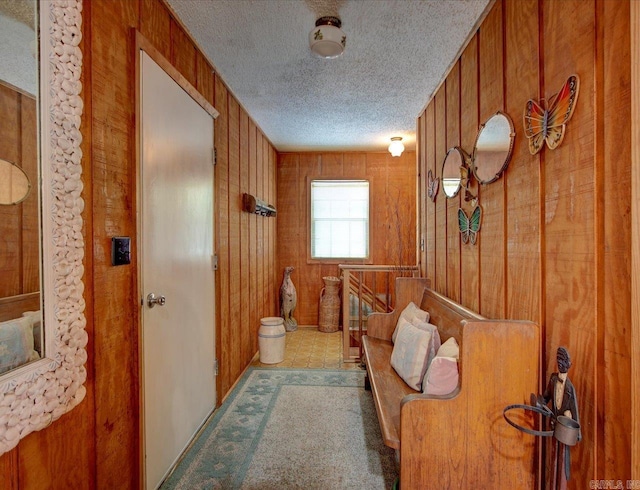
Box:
<box><xmin>458</xmin><ymin>205</ymin><xmax>482</xmax><ymax>245</ymax></box>
<box><xmin>427</xmin><ymin>169</ymin><xmax>439</xmax><ymax>202</ymax></box>
<box><xmin>523</xmin><ymin>74</ymin><xmax>580</xmax><ymax>155</ymax></box>
<box><xmin>459</xmin><ymin>165</ymin><xmax>477</xmax><ymax>206</ymax></box>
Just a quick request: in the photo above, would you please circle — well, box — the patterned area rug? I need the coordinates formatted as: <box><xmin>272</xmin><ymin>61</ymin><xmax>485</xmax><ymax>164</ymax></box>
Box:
<box><xmin>161</xmin><ymin>368</ymin><xmax>397</xmax><ymax>489</ymax></box>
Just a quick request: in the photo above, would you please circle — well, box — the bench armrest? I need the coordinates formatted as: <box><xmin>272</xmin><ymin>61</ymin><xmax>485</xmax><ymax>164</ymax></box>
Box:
<box><xmin>399</xmin><ymin>319</ymin><xmax>539</xmax><ymax>489</ymax></box>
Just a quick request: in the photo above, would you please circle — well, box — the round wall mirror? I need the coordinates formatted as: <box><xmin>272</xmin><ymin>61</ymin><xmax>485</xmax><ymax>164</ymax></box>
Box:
<box><xmin>0</xmin><ymin>158</ymin><xmax>31</xmax><ymax>205</ymax></box>
<box><xmin>472</xmin><ymin>111</ymin><xmax>515</xmax><ymax>185</ymax></box>
<box><xmin>441</xmin><ymin>146</ymin><xmax>466</xmax><ymax>198</ymax></box>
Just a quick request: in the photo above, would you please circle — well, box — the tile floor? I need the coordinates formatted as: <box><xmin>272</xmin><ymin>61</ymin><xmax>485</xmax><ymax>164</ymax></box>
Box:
<box><xmin>251</xmin><ymin>326</ymin><xmax>362</xmax><ymax>370</ymax></box>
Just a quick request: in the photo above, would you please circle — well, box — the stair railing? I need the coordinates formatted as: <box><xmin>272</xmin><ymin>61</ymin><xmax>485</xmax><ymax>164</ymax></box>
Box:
<box><xmin>339</xmin><ymin>265</ymin><xmax>419</xmax><ymax>362</ymax></box>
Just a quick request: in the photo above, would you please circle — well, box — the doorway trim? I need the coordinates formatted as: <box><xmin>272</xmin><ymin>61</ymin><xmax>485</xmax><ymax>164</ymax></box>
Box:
<box><xmin>133</xmin><ymin>30</ymin><xmax>219</xmax><ymax>489</ymax></box>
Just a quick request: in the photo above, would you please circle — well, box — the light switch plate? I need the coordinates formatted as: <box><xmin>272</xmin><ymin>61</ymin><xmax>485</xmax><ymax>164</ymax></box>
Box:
<box><xmin>111</xmin><ymin>236</ymin><xmax>131</xmax><ymax>266</ymax></box>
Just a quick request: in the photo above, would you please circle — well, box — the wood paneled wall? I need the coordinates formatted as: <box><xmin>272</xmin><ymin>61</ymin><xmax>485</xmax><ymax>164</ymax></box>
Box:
<box><xmin>0</xmin><ymin>83</ymin><xmax>38</xmax><ymax>300</ymax></box>
<box><xmin>277</xmin><ymin>151</ymin><xmax>416</xmax><ymax>325</ymax></box>
<box><xmin>0</xmin><ymin>0</ymin><xmax>277</xmax><ymax>488</ymax></box>
<box><xmin>418</xmin><ymin>0</ymin><xmax>631</xmax><ymax>485</ymax></box>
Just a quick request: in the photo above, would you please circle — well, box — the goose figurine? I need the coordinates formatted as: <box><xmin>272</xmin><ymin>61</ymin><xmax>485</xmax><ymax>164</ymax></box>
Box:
<box><xmin>280</xmin><ymin>266</ymin><xmax>298</xmax><ymax>332</ymax></box>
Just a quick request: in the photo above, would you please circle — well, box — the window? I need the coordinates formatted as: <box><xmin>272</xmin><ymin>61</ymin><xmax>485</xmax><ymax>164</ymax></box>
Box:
<box><xmin>310</xmin><ymin>180</ymin><xmax>369</xmax><ymax>259</ymax></box>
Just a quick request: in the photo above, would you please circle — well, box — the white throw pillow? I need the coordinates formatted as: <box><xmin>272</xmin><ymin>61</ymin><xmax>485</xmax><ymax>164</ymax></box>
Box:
<box><xmin>390</xmin><ymin>319</ymin><xmax>432</xmax><ymax>391</ymax></box>
<box><xmin>422</xmin><ymin>337</ymin><xmax>460</xmax><ymax>396</ymax></box>
<box><xmin>0</xmin><ymin>317</ymin><xmax>38</xmax><ymax>375</ymax></box>
<box><xmin>391</xmin><ymin>302</ymin><xmax>430</xmax><ymax>343</ymax></box>
<box><xmin>437</xmin><ymin>337</ymin><xmax>459</xmax><ymax>359</ymax></box>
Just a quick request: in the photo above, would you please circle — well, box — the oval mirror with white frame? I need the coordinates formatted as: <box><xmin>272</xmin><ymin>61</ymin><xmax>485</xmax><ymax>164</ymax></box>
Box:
<box><xmin>472</xmin><ymin>111</ymin><xmax>515</xmax><ymax>185</ymax></box>
<box><xmin>441</xmin><ymin>146</ymin><xmax>467</xmax><ymax>198</ymax></box>
<box><xmin>0</xmin><ymin>0</ymin><xmax>86</xmax><ymax>455</ymax></box>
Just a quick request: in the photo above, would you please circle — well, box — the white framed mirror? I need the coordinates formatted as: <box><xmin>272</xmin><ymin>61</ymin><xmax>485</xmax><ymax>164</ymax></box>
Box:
<box><xmin>0</xmin><ymin>0</ymin><xmax>86</xmax><ymax>454</ymax></box>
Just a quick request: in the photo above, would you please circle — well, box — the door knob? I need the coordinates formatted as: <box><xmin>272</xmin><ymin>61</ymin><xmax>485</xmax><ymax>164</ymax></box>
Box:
<box><xmin>147</xmin><ymin>293</ymin><xmax>166</xmax><ymax>308</ymax></box>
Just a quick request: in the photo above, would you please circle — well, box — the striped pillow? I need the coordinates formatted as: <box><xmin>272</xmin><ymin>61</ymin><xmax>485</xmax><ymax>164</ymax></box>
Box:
<box><xmin>391</xmin><ymin>302</ymin><xmax>430</xmax><ymax>343</ymax></box>
<box><xmin>390</xmin><ymin>318</ymin><xmax>432</xmax><ymax>391</ymax></box>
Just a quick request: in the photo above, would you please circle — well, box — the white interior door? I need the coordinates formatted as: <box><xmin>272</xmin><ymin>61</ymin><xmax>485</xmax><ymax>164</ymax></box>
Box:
<box><xmin>140</xmin><ymin>51</ymin><xmax>216</xmax><ymax>490</ymax></box>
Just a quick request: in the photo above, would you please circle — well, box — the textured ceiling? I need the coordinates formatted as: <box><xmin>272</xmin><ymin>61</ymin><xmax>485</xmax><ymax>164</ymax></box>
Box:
<box><xmin>166</xmin><ymin>0</ymin><xmax>491</xmax><ymax>152</ymax></box>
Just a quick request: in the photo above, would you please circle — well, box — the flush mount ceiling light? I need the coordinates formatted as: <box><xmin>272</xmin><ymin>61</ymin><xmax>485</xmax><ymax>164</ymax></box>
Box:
<box><xmin>309</xmin><ymin>16</ymin><xmax>346</xmax><ymax>59</ymax></box>
<box><xmin>388</xmin><ymin>137</ymin><xmax>405</xmax><ymax>157</ymax></box>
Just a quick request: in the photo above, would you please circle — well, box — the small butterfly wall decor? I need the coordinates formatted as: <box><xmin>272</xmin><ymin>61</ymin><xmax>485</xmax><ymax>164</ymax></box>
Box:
<box><xmin>458</xmin><ymin>205</ymin><xmax>482</xmax><ymax>245</ymax></box>
<box><xmin>427</xmin><ymin>169</ymin><xmax>439</xmax><ymax>202</ymax></box>
<box><xmin>523</xmin><ymin>74</ymin><xmax>580</xmax><ymax>155</ymax></box>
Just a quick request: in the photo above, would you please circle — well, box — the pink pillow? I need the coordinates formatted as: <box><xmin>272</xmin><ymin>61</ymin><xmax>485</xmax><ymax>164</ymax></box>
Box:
<box><xmin>422</xmin><ymin>337</ymin><xmax>459</xmax><ymax>396</ymax></box>
<box><xmin>422</xmin><ymin>357</ymin><xmax>458</xmax><ymax>395</ymax></box>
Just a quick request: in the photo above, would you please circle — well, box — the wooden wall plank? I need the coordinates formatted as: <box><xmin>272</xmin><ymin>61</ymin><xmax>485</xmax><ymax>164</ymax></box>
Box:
<box><xmin>543</xmin><ymin>0</ymin><xmax>597</xmax><ymax>482</ymax></box>
<box><xmin>321</xmin><ymin>152</ymin><xmax>343</xmax><ymax>176</ymax></box>
<box><xmin>418</xmin><ymin>113</ymin><xmax>427</xmax><ymax>274</ymax></box>
<box><xmin>502</xmin><ymin>1</ymin><xmax>542</xmax><ymax>481</ymax></box>
<box><xmin>269</xmin><ymin>146</ymin><xmax>277</xmax><ymax>314</ymax></box>
<box><xmin>214</xmin><ymin>76</ymin><xmax>230</xmax><ymax>395</ymax></box>
<box><xmin>425</xmin><ymin>102</ymin><xmax>436</xmax><ymax>282</ymax></box>
<box><xmin>504</xmin><ymin>0</ymin><xmax>541</xmax><ymax>324</ymax></box>
<box><xmin>298</xmin><ymin>153</ymin><xmax>321</xmax><ymax>325</ymax></box>
<box><xmin>248</xmin><ymin>120</ymin><xmax>258</xmax><ymax>349</ymax></box>
<box><xmin>630</xmin><ymin>1</ymin><xmax>640</xmax><ymax>480</ymax></box>
<box><xmin>478</xmin><ymin>0</ymin><xmax>505</xmax><ymax>319</ymax></box>
<box><xmin>228</xmin><ymin>94</ymin><xmax>241</xmax><ymax>382</ymax></box>
<box><xmin>90</xmin><ymin>1</ymin><xmax>140</xmax><ymax>487</ymax></box>
<box><xmin>387</xmin><ymin>152</ymin><xmax>416</xmax><ymax>267</ymax></box>
<box><xmin>170</xmin><ymin>18</ymin><xmax>197</xmax><ymax>88</ymax></box>
<box><xmin>239</xmin><ymin>108</ymin><xmax>251</xmax><ymax>363</ymax></box>
<box><xmin>434</xmin><ymin>90</ymin><xmax>447</xmax><ymax>294</ymax></box>
<box><xmin>0</xmin><ymin>85</ymin><xmax>21</xmax><ymax>298</ymax></box>
<box><xmin>139</xmin><ymin>0</ymin><xmax>170</xmax><ymax>60</ymax></box>
<box><xmin>459</xmin><ymin>35</ymin><xmax>480</xmax><ymax>312</ymax></box>
<box><xmin>20</xmin><ymin>96</ymin><xmax>39</xmax><ymax>293</ymax></box>
<box><xmin>196</xmin><ymin>52</ymin><xmax>214</xmax><ymax>107</ymax></box>
<box><xmin>601</xmin><ymin>0</ymin><xmax>631</xmax><ymax>479</ymax></box>
<box><xmin>276</xmin><ymin>152</ymin><xmax>301</xmax><ymax>325</ymax></box>
<box><xmin>256</xmin><ymin>131</ymin><xmax>264</xmax><ymax>328</ymax></box>
<box><xmin>445</xmin><ymin>62</ymin><xmax>461</xmax><ymax>303</ymax></box>
<box><xmin>265</xmin><ymin>137</ymin><xmax>271</xmax><ymax>318</ymax></box>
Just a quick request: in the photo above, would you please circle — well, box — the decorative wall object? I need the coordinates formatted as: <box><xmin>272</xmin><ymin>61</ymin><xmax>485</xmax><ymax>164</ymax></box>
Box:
<box><xmin>457</xmin><ymin>205</ymin><xmax>482</xmax><ymax>245</ymax></box>
<box><xmin>427</xmin><ymin>169</ymin><xmax>439</xmax><ymax>202</ymax></box>
<box><xmin>0</xmin><ymin>0</ymin><xmax>86</xmax><ymax>455</ymax></box>
<box><xmin>504</xmin><ymin>347</ymin><xmax>581</xmax><ymax>490</ymax></box>
<box><xmin>243</xmin><ymin>193</ymin><xmax>276</xmax><ymax>217</ymax></box>
<box><xmin>280</xmin><ymin>266</ymin><xmax>297</xmax><ymax>331</ymax></box>
<box><xmin>0</xmin><ymin>158</ymin><xmax>31</xmax><ymax>205</ymax></box>
<box><xmin>441</xmin><ymin>146</ymin><xmax>469</xmax><ymax>198</ymax></box>
<box><xmin>318</xmin><ymin>276</ymin><xmax>341</xmax><ymax>333</ymax></box>
<box><xmin>523</xmin><ymin>74</ymin><xmax>580</xmax><ymax>155</ymax></box>
<box><xmin>472</xmin><ymin>111</ymin><xmax>516</xmax><ymax>184</ymax></box>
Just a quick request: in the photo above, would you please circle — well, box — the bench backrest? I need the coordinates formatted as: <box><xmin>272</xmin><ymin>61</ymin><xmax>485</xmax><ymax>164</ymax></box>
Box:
<box><xmin>419</xmin><ymin>287</ymin><xmax>484</xmax><ymax>346</ymax></box>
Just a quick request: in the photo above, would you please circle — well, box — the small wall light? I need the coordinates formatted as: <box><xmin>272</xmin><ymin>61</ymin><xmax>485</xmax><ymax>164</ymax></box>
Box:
<box><xmin>388</xmin><ymin>137</ymin><xmax>405</xmax><ymax>157</ymax></box>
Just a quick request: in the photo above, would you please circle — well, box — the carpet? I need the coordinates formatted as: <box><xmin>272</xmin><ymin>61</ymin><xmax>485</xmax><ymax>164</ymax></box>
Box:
<box><xmin>161</xmin><ymin>368</ymin><xmax>398</xmax><ymax>489</ymax></box>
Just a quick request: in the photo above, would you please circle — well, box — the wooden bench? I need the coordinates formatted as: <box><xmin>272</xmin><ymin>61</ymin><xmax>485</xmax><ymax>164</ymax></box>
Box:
<box><xmin>362</xmin><ymin>277</ymin><xmax>540</xmax><ymax>489</ymax></box>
